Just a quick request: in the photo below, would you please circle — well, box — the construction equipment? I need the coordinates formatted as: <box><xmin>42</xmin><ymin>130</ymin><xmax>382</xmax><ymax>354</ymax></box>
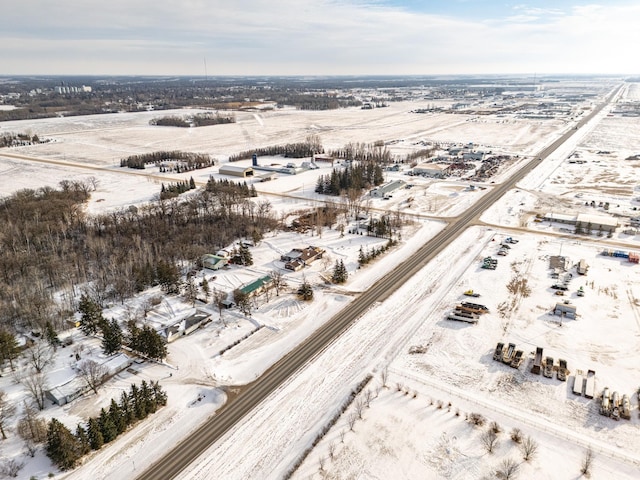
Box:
<box><xmin>585</xmin><ymin>369</ymin><xmax>596</xmax><ymax>399</ymax></box>
<box><xmin>531</xmin><ymin>347</ymin><xmax>543</xmax><ymax>375</ymax></box>
<box><xmin>600</xmin><ymin>387</ymin><xmax>611</xmax><ymax>416</ymax></box>
<box><xmin>502</xmin><ymin>343</ymin><xmax>516</xmax><ymax>364</ymax></box>
<box><xmin>446</xmin><ymin>312</ymin><xmax>479</xmax><ymax>324</ymax></box>
<box><xmin>621</xmin><ymin>394</ymin><xmax>631</xmax><ymax>420</ymax></box>
<box><xmin>557</xmin><ymin>358</ymin><xmax>568</xmax><ymax>381</ymax></box>
<box><xmin>493</xmin><ymin>342</ymin><xmax>505</xmax><ymax>361</ymax></box>
<box><xmin>611</xmin><ymin>391</ymin><xmax>621</xmax><ymax>420</ymax></box>
<box><xmin>510</xmin><ymin>350</ymin><xmax>524</xmax><ymax>369</ymax></box>
<box><xmin>460</xmin><ymin>302</ymin><xmax>489</xmax><ymax>313</ymax></box>
<box><xmin>543</xmin><ymin>356</ymin><xmax>554</xmax><ymax>378</ymax></box>
<box><xmin>573</xmin><ymin>369</ymin><xmax>585</xmax><ymax>396</ymax></box>
<box><xmin>463</xmin><ymin>289</ymin><xmax>481</xmax><ymax>297</ymax></box>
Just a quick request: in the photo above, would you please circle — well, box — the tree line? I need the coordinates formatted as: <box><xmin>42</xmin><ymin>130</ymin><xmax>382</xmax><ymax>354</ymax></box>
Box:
<box><xmin>315</xmin><ymin>161</ymin><xmax>384</xmax><ymax>195</ymax></box>
<box><xmin>120</xmin><ymin>151</ymin><xmax>214</xmax><ymax>170</ymax></box>
<box><xmin>160</xmin><ymin>177</ymin><xmax>197</xmax><ymax>200</ymax></box>
<box><xmin>228</xmin><ymin>135</ymin><xmax>323</xmax><ymax>162</ymax></box>
<box><xmin>46</xmin><ymin>380</ymin><xmax>167</xmax><ymax>471</ymax></box>
<box><xmin>0</xmin><ymin>182</ymin><xmax>278</xmax><ymax>335</ymax></box>
<box><xmin>149</xmin><ymin>112</ymin><xmax>236</xmax><ymax>128</ymax></box>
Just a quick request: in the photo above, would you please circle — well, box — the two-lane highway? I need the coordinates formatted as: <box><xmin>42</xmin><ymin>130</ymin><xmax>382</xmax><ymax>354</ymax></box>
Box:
<box><xmin>137</xmin><ymin>85</ymin><xmax>620</xmax><ymax>480</ymax></box>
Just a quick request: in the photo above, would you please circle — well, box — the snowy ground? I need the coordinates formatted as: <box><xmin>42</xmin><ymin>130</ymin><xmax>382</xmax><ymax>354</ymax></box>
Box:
<box><xmin>2</xmin><ymin>79</ymin><xmax>639</xmax><ymax>480</ymax></box>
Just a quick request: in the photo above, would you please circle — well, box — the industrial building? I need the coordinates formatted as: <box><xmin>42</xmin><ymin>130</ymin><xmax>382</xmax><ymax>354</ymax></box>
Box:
<box><xmin>369</xmin><ymin>180</ymin><xmax>406</xmax><ymax>198</ymax></box>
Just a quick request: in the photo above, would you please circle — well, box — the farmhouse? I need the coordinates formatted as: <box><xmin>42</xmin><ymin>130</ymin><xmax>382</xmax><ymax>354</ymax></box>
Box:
<box><xmin>164</xmin><ymin>309</ymin><xmax>210</xmax><ymax>342</ymax></box>
<box><xmin>219</xmin><ymin>164</ymin><xmax>254</xmax><ymax>177</ymax></box>
<box><xmin>281</xmin><ymin>246</ymin><xmax>325</xmax><ymax>269</ymax></box>
<box><xmin>369</xmin><ymin>180</ymin><xmax>406</xmax><ymax>198</ymax></box>
<box><xmin>412</xmin><ymin>163</ymin><xmax>449</xmax><ymax>178</ymax></box>
<box><xmin>202</xmin><ymin>254</ymin><xmax>228</xmax><ymax>271</ymax></box>
<box><xmin>46</xmin><ymin>353</ymin><xmax>133</xmax><ymax>406</ymax></box>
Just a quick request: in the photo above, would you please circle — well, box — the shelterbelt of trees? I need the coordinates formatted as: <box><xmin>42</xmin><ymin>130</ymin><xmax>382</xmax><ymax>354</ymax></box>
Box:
<box><xmin>0</xmin><ymin>179</ymin><xmax>278</xmax><ymax>335</ymax></box>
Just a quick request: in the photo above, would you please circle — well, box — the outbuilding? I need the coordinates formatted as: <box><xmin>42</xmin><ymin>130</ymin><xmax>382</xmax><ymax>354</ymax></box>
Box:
<box><xmin>369</xmin><ymin>180</ymin><xmax>406</xmax><ymax>198</ymax></box>
<box><xmin>219</xmin><ymin>164</ymin><xmax>254</xmax><ymax>177</ymax></box>
<box><xmin>554</xmin><ymin>302</ymin><xmax>577</xmax><ymax>320</ymax></box>
<box><xmin>412</xmin><ymin>163</ymin><xmax>449</xmax><ymax>178</ymax></box>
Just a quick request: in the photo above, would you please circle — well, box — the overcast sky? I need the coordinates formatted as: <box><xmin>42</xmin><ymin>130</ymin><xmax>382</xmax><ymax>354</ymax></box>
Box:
<box><xmin>2</xmin><ymin>1</ymin><xmax>639</xmax><ymax>76</ymax></box>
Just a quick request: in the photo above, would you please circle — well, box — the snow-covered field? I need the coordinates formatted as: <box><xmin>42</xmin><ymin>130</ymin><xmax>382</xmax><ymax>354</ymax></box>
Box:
<box><xmin>2</xmin><ymin>79</ymin><xmax>640</xmax><ymax>480</ymax></box>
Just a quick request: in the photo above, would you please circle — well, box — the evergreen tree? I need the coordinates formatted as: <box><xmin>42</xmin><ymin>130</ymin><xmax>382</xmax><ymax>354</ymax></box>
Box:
<box><xmin>141</xmin><ymin>380</ymin><xmax>157</xmax><ymax>415</ymax></box>
<box><xmin>130</xmin><ymin>383</ymin><xmax>147</xmax><ymax>420</ymax></box>
<box><xmin>119</xmin><ymin>390</ymin><xmax>135</xmax><ymax>426</ymax></box>
<box><xmin>46</xmin><ymin>418</ymin><xmax>82</xmax><ymax>471</ymax></box>
<box><xmin>44</xmin><ymin>322</ymin><xmax>60</xmax><ymax>349</ymax></box>
<box><xmin>332</xmin><ymin>259</ymin><xmax>348</xmax><ymax>284</ymax></box>
<box><xmin>238</xmin><ymin>244</ymin><xmax>253</xmax><ymax>266</ymax></box>
<box><xmin>78</xmin><ymin>294</ymin><xmax>104</xmax><ymax>335</ymax></box>
<box><xmin>75</xmin><ymin>424</ymin><xmax>91</xmax><ymax>456</ymax></box>
<box><xmin>98</xmin><ymin>408</ymin><xmax>117</xmax><ymax>443</ymax></box>
<box><xmin>297</xmin><ymin>277</ymin><xmax>314</xmax><ymax>301</ymax></box>
<box><xmin>358</xmin><ymin>246</ymin><xmax>367</xmax><ymax>265</ymax></box>
<box><xmin>156</xmin><ymin>260</ymin><xmax>181</xmax><ymax>294</ymax></box>
<box><xmin>128</xmin><ymin>321</ymin><xmax>167</xmax><ymax>359</ymax></box>
<box><xmin>151</xmin><ymin>381</ymin><xmax>168</xmax><ymax>407</ymax></box>
<box><xmin>189</xmin><ymin>176</ymin><xmax>196</xmax><ymax>189</ymax></box>
<box><xmin>101</xmin><ymin>318</ymin><xmax>123</xmax><ymax>355</ymax></box>
<box><xmin>108</xmin><ymin>398</ymin><xmax>126</xmax><ymax>435</ymax></box>
<box><xmin>0</xmin><ymin>329</ymin><xmax>20</xmax><ymax>370</ymax></box>
<box><xmin>86</xmin><ymin>417</ymin><xmax>103</xmax><ymax>450</ymax></box>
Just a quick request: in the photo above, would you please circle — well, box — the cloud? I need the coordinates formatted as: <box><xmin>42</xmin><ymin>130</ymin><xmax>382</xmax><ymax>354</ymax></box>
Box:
<box><xmin>1</xmin><ymin>1</ymin><xmax>639</xmax><ymax>75</ymax></box>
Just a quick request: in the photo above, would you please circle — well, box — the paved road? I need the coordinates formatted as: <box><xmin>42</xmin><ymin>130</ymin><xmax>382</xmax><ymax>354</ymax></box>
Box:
<box><xmin>136</xmin><ymin>86</ymin><xmax>620</xmax><ymax>480</ymax></box>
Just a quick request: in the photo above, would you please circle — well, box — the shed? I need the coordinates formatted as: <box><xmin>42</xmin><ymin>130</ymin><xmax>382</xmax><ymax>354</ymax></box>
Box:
<box><xmin>219</xmin><ymin>164</ymin><xmax>254</xmax><ymax>177</ymax></box>
<box><xmin>554</xmin><ymin>302</ymin><xmax>576</xmax><ymax>319</ymax></box>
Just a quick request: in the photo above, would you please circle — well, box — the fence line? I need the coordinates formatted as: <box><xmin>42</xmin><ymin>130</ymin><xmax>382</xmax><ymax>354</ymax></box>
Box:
<box><xmin>390</xmin><ymin>368</ymin><xmax>640</xmax><ymax>467</ymax></box>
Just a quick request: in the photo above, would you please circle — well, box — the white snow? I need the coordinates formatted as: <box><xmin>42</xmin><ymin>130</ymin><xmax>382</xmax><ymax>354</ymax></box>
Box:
<box><xmin>1</xmin><ymin>78</ymin><xmax>638</xmax><ymax>480</ymax></box>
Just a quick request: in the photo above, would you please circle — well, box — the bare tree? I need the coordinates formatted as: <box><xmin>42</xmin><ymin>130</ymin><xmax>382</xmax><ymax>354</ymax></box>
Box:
<box><xmin>380</xmin><ymin>368</ymin><xmax>388</xmax><ymax>388</ymax></box>
<box><xmin>77</xmin><ymin>359</ymin><xmax>108</xmax><ymax>394</ymax></box>
<box><xmin>481</xmin><ymin>429</ymin><xmax>498</xmax><ymax>453</ymax></box>
<box><xmin>26</xmin><ymin>342</ymin><xmax>53</xmax><ymax>373</ymax></box>
<box><xmin>339</xmin><ymin>430</ymin><xmax>346</xmax><ymax>443</ymax></box>
<box><xmin>581</xmin><ymin>447</ymin><xmax>594</xmax><ymax>476</ymax></box>
<box><xmin>212</xmin><ymin>288</ymin><xmax>227</xmax><ymax>326</ymax></box>
<box><xmin>520</xmin><ymin>435</ymin><xmax>538</xmax><ymax>461</ymax></box>
<box><xmin>510</xmin><ymin>428</ymin><xmax>522</xmax><ymax>444</ymax></box>
<box><xmin>496</xmin><ymin>458</ymin><xmax>520</xmax><ymax>480</ymax></box>
<box><xmin>490</xmin><ymin>421</ymin><xmax>502</xmax><ymax>434</ymax></box>
<box><xmin>270</xmin><ymin>270</ymin><xmax>287</xmax><ymax>297</ymax></box>
<box><xmin>318</xmin><ymin>455</ymin><xmax>325</xmax><ymax>472</ymax></box>
<box><xmin>354</xmin><ymin>399</ymin><xmax>365</xmax><ymax>420</ymax></box>
<box><xmin>21</xmin><ymin>372</ymin><xmax>47</xmax><ymax>410</ymax></box>
<box><xmin>0</xmin><ymin>459</ymin><xmax>25</xmax><ymax>478</ymax></box>
<box><xmin>17</xmin><ymin>403</ymin><xmax>47</xmax><ymax>445</ymax></box>
<box><xmin>347</xmin><ymin>412</ymin><xmax>357</xmax><ymax>431</ymax></box>
<box><xmin>0</xmin><ymin>390</ymin><xmax>16</xmax><ymax>439</ymax></box>
<box><xmin>364</xmin><ymin>389</ymin><xmax>373</xmax><ymax>408</ymax></box>
<box><xmin>328</xmin><ymin>441</ymin><xmax>336</xmax><ymax>460</ymax></box>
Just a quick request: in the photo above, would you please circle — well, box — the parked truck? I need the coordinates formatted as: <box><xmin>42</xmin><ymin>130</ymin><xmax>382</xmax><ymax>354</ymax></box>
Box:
<box><xmin>510</xmin><ymin>350</ymin><xmax>524</xmax><ymax>369</ymax></box>
<box><xmin>557</xmin><ymin>358</ymin><xmax>568</xmax><ymax>381</ymax></box>
<box><xmin>600</xmin><ymin>387</ymin><xmax>611</xmax><ymax>416</ymax></box>
<box><xmin>584</xmin><ymin>369</ymin><xmax>596</xmax><ymax>399</ymax></box>
<box><xmin>531</xmin><ymin>347</ymin><xmax>543</xmax><ymax>375</ymax></box>
<box><xmin>573</xmin><ymin>369</ymin><xmax>585</xmax><ymax>396</ymax></box>
<box><xmin>493</xmin><ymin>342</ymin><xmax>504</xmax><ymax>361</ymax></box>
<box><xmin>502</xmin><ymin>343</ymin><xmax>516</xmax><ymax>364</ymax></box>
<box><xmin>621</xmin><ymin>394</ymin><xmax>631</xmax><ymax>420</ymax></box>
<box><xmin>543</xmin><ymin>356</ymin><xmax>554</xmax><ymax>378</ymax></box>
